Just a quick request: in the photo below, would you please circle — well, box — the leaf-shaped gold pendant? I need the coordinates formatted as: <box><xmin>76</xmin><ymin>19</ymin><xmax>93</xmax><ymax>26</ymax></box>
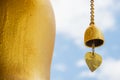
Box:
<box><xmin>85</xmin><ymin>52</ymin><xmax>102</xmax><ymax>72</ymax></box>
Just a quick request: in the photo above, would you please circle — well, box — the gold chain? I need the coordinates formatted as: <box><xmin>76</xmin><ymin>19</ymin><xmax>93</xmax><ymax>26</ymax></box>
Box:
<box><xmin>90</xmin><ymin>0</ymin><xmax>95</xmax><ymax>25</ymax></box>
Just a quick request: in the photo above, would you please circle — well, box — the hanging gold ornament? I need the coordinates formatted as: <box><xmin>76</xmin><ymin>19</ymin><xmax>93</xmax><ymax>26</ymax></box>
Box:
<box><xmin>84</xmin><ymin>24</ymin><xmax>104</xmax><ymax>48</ymax></box>
<box><xmin>84</xmin><ymin>0</ymin><xmax>104</xmax><ymax>72</ymax></box>
<box><xmin>85</xmin><ymin>52</ymin><xmax>102</xmax><ymax>72</ymax></box>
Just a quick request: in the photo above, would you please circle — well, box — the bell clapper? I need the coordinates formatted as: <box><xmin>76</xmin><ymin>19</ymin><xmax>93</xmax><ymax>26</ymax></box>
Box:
<box><xmin>92</xmin><ymin>42</ymin><xmax>95</xmax><ymax>57</ymax></box>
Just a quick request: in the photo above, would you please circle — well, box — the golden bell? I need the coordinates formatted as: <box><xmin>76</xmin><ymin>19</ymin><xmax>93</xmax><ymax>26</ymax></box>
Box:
<box><xmin>84</xmin><ymin>24</ymin><xmax>104</xmax><ymax>47</ymax></box>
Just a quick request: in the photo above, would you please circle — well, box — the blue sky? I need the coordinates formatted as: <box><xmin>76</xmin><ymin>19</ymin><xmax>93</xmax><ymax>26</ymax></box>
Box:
<box><xmin>50</xmin><ymin>0</ymin><xmax>120</xmax><ymax>80</ymax></box>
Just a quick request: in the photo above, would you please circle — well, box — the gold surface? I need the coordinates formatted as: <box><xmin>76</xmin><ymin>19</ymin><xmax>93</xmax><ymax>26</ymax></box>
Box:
<box><xmin>84</xmin><ymin>24</ymin><xmax>104</xmax><ymax>47</ymax></box>
<box><xmin>0</xmin><ymin>0</ymin><xmax>55</xmax><ymax>80</ymax></box>
<box><xmin>85</xmin><ymin>52</ymin><xmax>102</xmax><ymax>72</ymax></box>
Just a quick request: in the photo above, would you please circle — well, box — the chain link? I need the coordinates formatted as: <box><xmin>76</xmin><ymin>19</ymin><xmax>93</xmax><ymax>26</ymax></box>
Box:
<box><xmin>90</xmin><ymin>0</ymin><xmax>95</xmax><ymax>25</ymax></box>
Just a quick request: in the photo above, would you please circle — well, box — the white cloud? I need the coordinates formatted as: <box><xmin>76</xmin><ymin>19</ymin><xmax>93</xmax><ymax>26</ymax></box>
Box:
<box><xmin>78</xmin><ymin>71</ymin><xmax>96</xmax><ymax>78</ymax></box>
<box><xmin>77</xmin><ymin>58</ymin><xmax>120</xmax><ymax>80</ymax></box>
<box><xmin>98</xmin><ymin>58</ymin><xmax>120</xmax><ymax>80</ymax></box>
<box><xmin>54</xmin><ymin>63</ymin><xmax>67</xmax><ymax>72</ymax></box>
<box><xmin>76</xmin><ymin>59</ymin><xmax>86</xmax><ymax>68</ymax></box>
<box><xmin>51</xmin><ymin>0</ymin><xmax>118</xmax><ymax>47</ymax></box>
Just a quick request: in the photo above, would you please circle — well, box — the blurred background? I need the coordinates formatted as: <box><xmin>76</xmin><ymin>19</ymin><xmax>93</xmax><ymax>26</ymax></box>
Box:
<box><xmin>50</xmin><ymin>0</ymin><xmax>120</xmax><ymax>80</ymax></box>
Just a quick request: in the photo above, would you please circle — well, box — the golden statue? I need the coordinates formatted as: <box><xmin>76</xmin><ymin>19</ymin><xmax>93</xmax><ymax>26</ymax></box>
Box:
<box><xmin>0</xmin><ymin>0</ymin><xmax>55</xmax><ymax>80</ymax></box>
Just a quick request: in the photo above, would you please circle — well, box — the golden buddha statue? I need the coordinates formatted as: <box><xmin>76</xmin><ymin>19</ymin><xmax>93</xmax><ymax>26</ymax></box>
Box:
<box><xmin>0</xmin><ymin>0</ymin><xmax>55</xmax><ymax>80</ymax></box>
